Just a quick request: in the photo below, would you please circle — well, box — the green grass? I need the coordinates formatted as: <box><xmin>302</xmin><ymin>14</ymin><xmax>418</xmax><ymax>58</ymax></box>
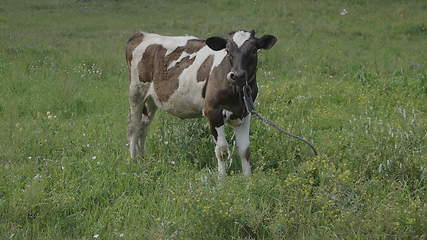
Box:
<box><xmin>1</xmin><ymin>0</ymin><xmax>426</xmax><ymax>239</ymax></box>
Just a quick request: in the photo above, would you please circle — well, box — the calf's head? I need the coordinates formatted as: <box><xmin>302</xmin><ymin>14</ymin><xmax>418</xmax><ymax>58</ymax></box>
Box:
<box><xmin>206</xmin><ymin>30</ymin><xmax>277</xmax><ymax>83</ymax></box>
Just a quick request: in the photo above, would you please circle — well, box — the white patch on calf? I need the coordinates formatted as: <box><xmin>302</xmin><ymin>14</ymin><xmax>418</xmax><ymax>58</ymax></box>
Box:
<box><xmin>232</xmin><ymin>31</ymin><xmax>251</xmax><ymax>48</ymax></box>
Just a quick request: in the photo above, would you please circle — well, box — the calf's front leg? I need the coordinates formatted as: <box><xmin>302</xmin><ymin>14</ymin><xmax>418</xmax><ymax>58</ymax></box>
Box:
<box><xmin>234</xmin><ymin>114</ymin><xmax>252</xmax><ymax>176</ymax></box>
<box><xmin>205</xmin><ymin>109</ymin><xmax>229</xmax><ymax>176</ymax></box>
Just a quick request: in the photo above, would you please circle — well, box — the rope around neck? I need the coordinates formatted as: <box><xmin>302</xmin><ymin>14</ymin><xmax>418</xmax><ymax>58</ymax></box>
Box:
<box><xmin>242</xmin><ymin>83</ymin><xmax>318</xmax><ymax>156</ymax></box>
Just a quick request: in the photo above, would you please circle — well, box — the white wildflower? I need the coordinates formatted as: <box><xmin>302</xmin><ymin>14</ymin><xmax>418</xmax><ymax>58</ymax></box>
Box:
<box><xmin>340</xmin><ymin>9</ymin><xmax>348</xmax><ymax>15</ymax></box>
<box><xmin>47</xmin><ymin>111</ymin><xmax>57</xmax><ymax>120</ymax></box>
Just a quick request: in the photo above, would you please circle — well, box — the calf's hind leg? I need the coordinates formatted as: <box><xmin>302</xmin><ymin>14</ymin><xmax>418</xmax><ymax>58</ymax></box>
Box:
<box><xmin>128</xmin><ymin>83</ymin><xmax>157</xmax><ymax>161</ymax></box>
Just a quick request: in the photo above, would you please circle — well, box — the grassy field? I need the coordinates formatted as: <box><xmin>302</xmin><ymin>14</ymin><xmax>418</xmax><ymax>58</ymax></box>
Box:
<box><xmin>1</xmin><ymin>0</ymin><xmax>427</xmax><ymax>239</ymax></box>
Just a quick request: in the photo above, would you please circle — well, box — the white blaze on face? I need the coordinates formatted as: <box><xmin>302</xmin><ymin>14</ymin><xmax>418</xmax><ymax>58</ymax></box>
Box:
<box><xmin>232</xmin><ymin>31</ymin><xmax>251</xmax><ymax>48</ymax></box>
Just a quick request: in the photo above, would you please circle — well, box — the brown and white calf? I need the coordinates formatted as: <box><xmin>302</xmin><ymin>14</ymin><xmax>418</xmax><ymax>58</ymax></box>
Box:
<box><xmin>126</xmin><ymin>30</ymin><xmax>277</xmax><ymax>176</ymax></box>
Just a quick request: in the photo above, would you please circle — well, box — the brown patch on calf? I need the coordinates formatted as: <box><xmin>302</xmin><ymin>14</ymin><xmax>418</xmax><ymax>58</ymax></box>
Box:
<box><xmin>154</xmin><ymin>40</ymin><xmax>204</xmax><ymax>102</ymax></box>
<box><xmin>135</xmin><ymin>41</ymin><xmax>192</xmax><ymax>84</ymax></box>
<box><xmin>185</xmin><ymin>39</ymin><xmax>205</xmax><ymax>53</ymax></box>
<box><xmin>155</xmin><ymin>54</ymin><xmax>197</xmax><ymax>102</ymax></box>
<box><xmin>197</xmin><ymin>55</ymin><xmax>214</xmax><ymax>82</ymax></box>
<box><xmin>126</xmin><ymin>32</ymin><xmax>144</xmax><ymax>83</ymax></box>
<box><xmin>164</xmin><ymin>47</ymin><xmax>185</xmax><ymax>65</ymax></box>
<box><xmin>163</xmin><ymin>40</ymin><xmax>205</xmax><ymax>67</ymax></box>
<box><xmin>138</xmin><ymin>44</ymin><xmax>161</xmax><ymax>83</ymax></box>
<box><xmin>201</xmin><ymin>82</ymin><xmax>207</xmax><ymax>98</ymax></box>
<box><xmin>126</xmin><ymin>32</ymin><xmax>144</xmax><ymax>66</ymax></box>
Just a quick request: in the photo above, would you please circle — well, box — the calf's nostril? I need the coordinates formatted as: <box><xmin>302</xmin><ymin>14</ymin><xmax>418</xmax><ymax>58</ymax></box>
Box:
<box><xmin>227</xmin><ymin>72</ymin><xmax>237</xmax><ymax>81</ymax></box>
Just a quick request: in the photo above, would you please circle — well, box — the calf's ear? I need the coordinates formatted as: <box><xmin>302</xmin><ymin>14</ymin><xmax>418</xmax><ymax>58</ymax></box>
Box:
<box><xmin>256</xmin><ymin>35</ymin><xmax>277</xmax><ymax>50</ymax></box>
<box><xmin>206</xmin><ymin>37</ymin><xmax>227</xmax><ymax>51</ymax></box>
